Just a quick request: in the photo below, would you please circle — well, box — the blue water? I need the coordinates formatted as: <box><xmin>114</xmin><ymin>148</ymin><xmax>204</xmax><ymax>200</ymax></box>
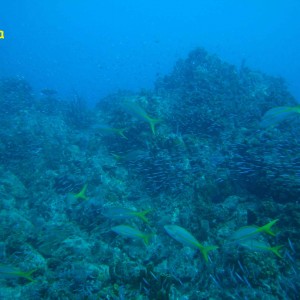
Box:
<box><xmin>1</xmin><ymin>0</ymin><xmax>299</xmax><ymax>104</ymax></box>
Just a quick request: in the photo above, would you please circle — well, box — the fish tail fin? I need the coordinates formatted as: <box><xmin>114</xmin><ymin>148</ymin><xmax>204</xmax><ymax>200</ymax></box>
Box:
<box><xmin>74</xmin><ymin>183</ymin><xmax>88</xmax><ymax>200</ymax></box>
<box><xmin>147</xmin><ymin>117</ymin><xmax>162</xmax><ymax>134</ymax></box>
<box><xmin>118</xmin><ymin>128</ymin><xmax>128</xmax><ymax>139</ymax></box>
<box><xmin>269</xmin><ymin>245</ymin><xmax>284</xmax><ymax>258</ymax></box>
<box><xmin>199</xmin><ymin>245</ymin><xmax>218</xmax><ymax>262</ymax></box>
<box><xmin>18</xmin><ymin>269</ymin><xmax>36</xmax><ymax>282</ymax></box>
<box><xmin>134</xmin><ymin>209</ymin><xmax>151</xmax><ymax>223</ymax></box>
<box><xmin>259</xmin><ymin>219</ymin><xmax>279</xmax><ymax>236</ymax></box>
<box><xmin>142</xmin><ymin>233</ymin><xmax>153</xmax><ymax>246</ymax></box>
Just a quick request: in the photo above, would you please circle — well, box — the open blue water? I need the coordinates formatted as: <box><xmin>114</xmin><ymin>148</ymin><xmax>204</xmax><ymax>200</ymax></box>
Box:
<box><xmin>1</xmin><ymin>0</ymin><xmax>299</xmax><ymax>104</ymax></box>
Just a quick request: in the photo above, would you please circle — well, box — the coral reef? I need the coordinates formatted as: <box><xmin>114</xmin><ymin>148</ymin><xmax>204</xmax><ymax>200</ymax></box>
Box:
<box><xmin>0</xmin><ymin>48</ymin><xmax>299</xmax><ymax>299</ymax></box>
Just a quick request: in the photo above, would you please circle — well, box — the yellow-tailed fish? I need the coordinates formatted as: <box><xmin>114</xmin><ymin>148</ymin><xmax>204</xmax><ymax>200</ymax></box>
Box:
<box><xmin>230</xmin><ymin>219</ymin><xmax>279</xmax><ymax>241</ymax></box>
<box><xmin>260</xmin><ymin>106</ymin><xmax>300</xmax><ymax>128</ymax></box>
<box><xmin>122</xmin><ymin>101</ymin><xmax>162</xmax><ymax>134</ymax></box>
<box><xmin>0</xmin><ymin>265</ymin><xmax>36</xmax><ymax>282</ymax></box>
<box><xmin>103</xmin><ymin>207</ymin><xmax>151</xmax><ymax>223</ymax></box>
<box><xmin>94</xmin><ymin>124</ymin><xmax>128</xmax><ymax>139</ymax></box>
<box><xmin>164</xmin><ymin>225</ymin><xmax>218</xmax><ymax>262</ymax></box>
<box><xmin>238</xmin><ymin>239</ymin><xmax>283</xmax><ymax>258</ymax></box>
<box><xmin>111</xmin><ymin>225</ymin><xmax>152</xmax><ymax>245</ymax></box>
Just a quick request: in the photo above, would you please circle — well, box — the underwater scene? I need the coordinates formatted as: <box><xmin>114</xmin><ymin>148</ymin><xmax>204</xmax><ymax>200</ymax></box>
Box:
<box><xmin>0</xmin><ymin>47</ymin><xmax>300</xmax><ymax>299</ymax></box>
<box><xmin>1</xmin><ymin>1</ymin><xmax>300</xmax><ymax>300</ymax></box>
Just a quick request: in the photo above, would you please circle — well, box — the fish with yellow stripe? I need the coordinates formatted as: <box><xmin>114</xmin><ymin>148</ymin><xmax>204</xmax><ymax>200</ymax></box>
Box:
<box><xmin>238</xmin><ymin>239</ymin><xmax>283</xmax><ymax>258</ymax></box>
<box><xmin>260</xmin><ymin>105</ymin><xmax>300</xmax><ymax>128</ymax></box>
<box><xmin>103</xmin><ymin>207</ymin><xmax>151</xmax><ymax>223</ymax></box>
<box><xmin>230</xmin><ymin>219</ymin><xmax>283</xmax><ymax>258</ymax></box>
<box><xmin>0</xmin><ymin>265</ymin><xmax>36</xmax><ymax>282</ymax></box>
<box><xmin>111</xmin><ymin>225</ymin><xmax>153</xmax><ymax>245</ymax></box>
<box><xmin>230</xmin><ymin>219</ymin><xmax>279</xmax><ymax>241</ymax></box>
<box><xmin>164</xmin><ymin>225</ymin><xmax>218</xmax><ymax>262</ymax></box>
<box><xmin>122</xmin><ymin>100</ymin><xmax>162</xmax><ymax>134</ymax></box>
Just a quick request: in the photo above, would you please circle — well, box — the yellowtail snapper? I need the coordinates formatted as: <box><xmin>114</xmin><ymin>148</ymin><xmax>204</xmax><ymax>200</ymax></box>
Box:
<box><xmin>230</xmin><ymin>219</ymin><xmax>279</xmax><ymax>241</ymax></box>
<box><xmin>122</xmin><ymin>101</ymin><xmax>162</xmax><ymax>135</ymax></box>
<box><xmin>111</xmin><ymin>225</ymin><xmax>152</xmax><ymax>245</ymax></box>
<box><xmin>261</xmin><ymin>106</ymin><xmax>300</xmax><ymax>128</ymax></box>
<box><xmin>238</xmin><ymin>239</ymin><xmax>284</xmax><ymax>258</ymax></box>
<box><xmin>164</xmin><ymin>225</ymin><xmax>218</xmax><ymax>262</ymax></box>
<box><xmin>0</xmin><ymin>265</ymin><xmax>36</xmax><ymax>282</ymax></box>
<box><xmin>94</xmin><ymin>124</ymin><xmax>128</xmax><ymax>139</ymax></box>
<box><xmin>103</xmin><ymin>207</ymin><xmax>151</xmax><ymax>223</ymax></box>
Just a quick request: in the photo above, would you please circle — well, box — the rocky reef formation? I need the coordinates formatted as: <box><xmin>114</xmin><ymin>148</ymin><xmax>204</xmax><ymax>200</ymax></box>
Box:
<box><xmin>0</xmin><ymin>48</ymin><xmax>299</xmax><ymax>299</ymax></box>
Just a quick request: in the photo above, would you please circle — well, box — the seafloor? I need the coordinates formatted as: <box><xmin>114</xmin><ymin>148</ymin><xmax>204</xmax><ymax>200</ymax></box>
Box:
<box><xmin>0</xmin><ymin>48</ymin><xmax>299</xmax><ymax>299</ymax></box>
